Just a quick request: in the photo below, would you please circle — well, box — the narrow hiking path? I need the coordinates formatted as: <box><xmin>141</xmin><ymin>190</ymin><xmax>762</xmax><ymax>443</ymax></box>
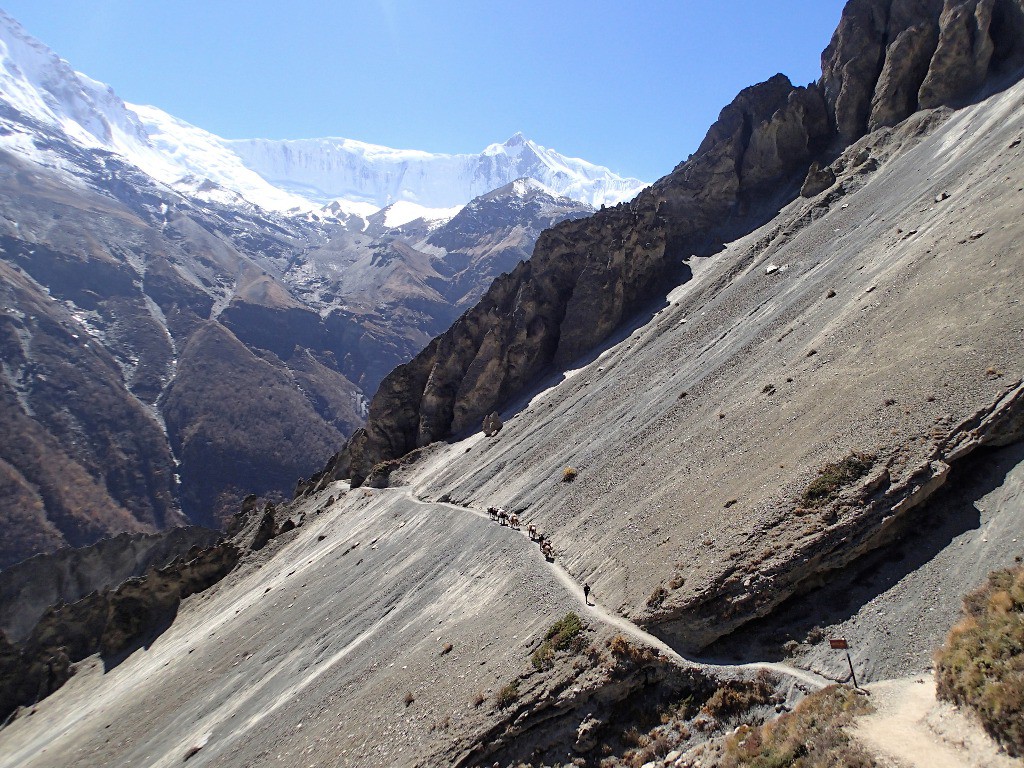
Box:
<box><xmin>852</xmin><ymin>676</ymin><xmax>1021</xmax><ymax>768</ymax></box>
<box><xmin>400</xmin><ymin>488</ymin><xmax>833</xmax><ymax>693</ymax></box>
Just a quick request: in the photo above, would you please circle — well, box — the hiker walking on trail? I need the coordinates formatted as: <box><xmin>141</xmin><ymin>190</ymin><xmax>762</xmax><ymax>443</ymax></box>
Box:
<box><xmin>583</xmin><ymin>583</ymin><xmax>591</xmax><ymax>605</ymax></box>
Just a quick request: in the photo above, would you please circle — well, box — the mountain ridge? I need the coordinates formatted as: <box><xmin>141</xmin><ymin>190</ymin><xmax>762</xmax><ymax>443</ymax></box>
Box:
<box><xmin>0</xmin><ymin>9</ymin><xmax>644</xmax><ymax>216</ymax></box>
<box><xmin>222</xmin><ymin>130</ymin><xmax>647</xmax><ymax>209</ymax></box>
<box><xmin>1</xmin><ymin>1</ymin><xmax>1024</xmax><ymax>765</ymax></box>
<box><xmin>334</xmin><ymin>0</ymin><xmax>1024</xmax><ymax>488</ymax></box>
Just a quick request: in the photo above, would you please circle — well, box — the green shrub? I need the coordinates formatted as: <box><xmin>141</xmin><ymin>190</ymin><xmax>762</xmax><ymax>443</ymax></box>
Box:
<box><xmin>720</xmin><ymin>685</ymin><xmax>875</xmax><ymax>767</ymax></box>
<box><xmin>701</xmin><ymin>670</ymin><xmax>777</xmax><ymax>721</ymax></box>
<box><xmin>801</xmin><ymin>452</ymin><xmax>875</xmax><ymax>508</ymax></box>
<box><xmin>935</xmin><ymin>565</ymin><xmax>1024</xmax><ymax>756</ymax></box>
<box><xmin>545</xmin><ymin>612</ymin><xmax>584</xmax><ymax>647</ymax></box>
<box><xmin>531</xmin><ymin>612</ymin><xmax>586</xmax><ymax>670</ymax></box>
<box><xmin>495</xmin><ymin>681</ymin><xmax>519</xmax><ymax>709</ymax></box>
<box><xmin>531</xmin><ymin>644</ymin><xmax>555</xmax><ymax>670</ymax></box>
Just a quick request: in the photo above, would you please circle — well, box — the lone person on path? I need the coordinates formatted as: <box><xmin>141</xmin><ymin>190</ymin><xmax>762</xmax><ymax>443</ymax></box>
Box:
<box><xmin>583</xmin><ymin>583</ymin><xmax>591</xmax><ymax>605</ymax></box>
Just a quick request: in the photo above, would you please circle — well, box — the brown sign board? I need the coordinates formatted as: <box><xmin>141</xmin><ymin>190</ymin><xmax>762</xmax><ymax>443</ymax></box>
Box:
<box><xmin>830</xmin><ymin>638</ymin><xmax>849</xmax><ymax>650</ymax></box>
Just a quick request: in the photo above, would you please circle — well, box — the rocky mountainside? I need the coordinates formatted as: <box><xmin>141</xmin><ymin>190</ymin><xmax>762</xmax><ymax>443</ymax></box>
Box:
<box><xmin>1</xmin><ymin>2</ymin><xmax>1024</xmax><ymax>766</ymax></box>
<box><xmin>0</xmin><ymin>526</ymin><xmax>218</xmax><ymax>644</ymax></box>
<box><xmin>0</xmin><ymin>13</ymin><xmax>601</xmax><ymax>568</ymax></box>
<box><xmin>0</xmin><ymin>136</ymin><xmax>587</xmax><ymax>567</ymax></box>
<box><xmin>0</xmin><ymin>139</ymin><xmax>361</xmax><ymax>566</ymax></box>
<box><xmin>338</xmin><ymin>0</ymin><xmax>1024</xmax><ymax>487</ymax></box>
<box><xmin>292</xmin><ymin>178</ymin><xmax>593</xmax><ymax>394</ymax></box>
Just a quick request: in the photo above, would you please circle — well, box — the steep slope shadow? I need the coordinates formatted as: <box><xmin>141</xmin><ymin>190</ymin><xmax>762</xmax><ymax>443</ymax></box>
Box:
<box><xmin>700</xmin><ymin>440</ymin><xmax>1024</xmax><ymax>682</ymax></box>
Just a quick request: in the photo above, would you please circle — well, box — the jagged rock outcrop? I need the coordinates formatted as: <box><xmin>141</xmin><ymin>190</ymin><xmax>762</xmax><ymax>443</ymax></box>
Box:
<box><xmin>822</xmin><ymin>0</ymin><xmax>1024</xmax><ymax>137</ymax></box>
<box><xmin>0</xmin><ymin>539</ymin><xmax>240</xmax><ymax>720</ymax></box>
<box><xmin>800</xmin><ymin>161</ymin><xmax>838</xmax><ymax>197</ymax></box>
<box><xmin>336</xmin><ymin>74</ymin><xmax>832</xmax><ymax>487</ymax></box>
<box><xmin>482</xmin><ymin>412</ymin><xmax>503</xmax><ymax>437</ymax></box>
<box><xmin>920</xmin><ymin>0</ymin><xmax>997</xmax><ymax>107</ymax></box>
<box><xmin>0</xmin><ymin>527</ymin><xmax>218</xmax><ymax>644</ymax></box>
<box><xmin>652</xmin><ymin>380</ymin><xmax>1024</xmax><ymax>651</ymax></box>
<box><xmin>332</xmin><ymin>0</ymin><xmax>1024</xmax><ymax>488</ymax></box>
<box><xmin>0</xmin><ymin>488</ymin><xmax>309</xmax><ymax>721</ymax></box>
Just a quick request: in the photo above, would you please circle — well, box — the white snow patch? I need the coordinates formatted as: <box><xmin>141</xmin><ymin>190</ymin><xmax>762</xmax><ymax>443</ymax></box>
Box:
<box><xmin>382</xmin><ymin>201</ymin><xmax>462</xmax><ymax>229</ymax></box>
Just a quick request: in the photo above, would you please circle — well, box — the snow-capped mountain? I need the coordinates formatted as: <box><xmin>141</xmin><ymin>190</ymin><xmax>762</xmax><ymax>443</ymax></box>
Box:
<box><xmin>223</xmin><ymin>132</ymin><xmax>647</xmax><ymax>209</ymax></box>
<box><xmin>0</xmin><ymin>8</ymin><xmax>611</xmax><ymax>565</ymax></box>
<box><xmin>0</xmin><ymin>10</ymin><xmax>646</xmax><ymax>215</ymax></box>
<box><xmin>0</xmin><ymin>9</ymin><xmax>311</xmax><ymax>212</ymax></box>
<box><xmin>0</xmin><ymin>9</ymin><xmax>149</xmax><ymax>155</ymax></box>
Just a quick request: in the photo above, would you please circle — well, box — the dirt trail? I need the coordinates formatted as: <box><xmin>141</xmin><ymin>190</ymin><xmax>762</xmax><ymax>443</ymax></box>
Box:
<box><xmin>402</xmin><ymin>488</ymin><xmax>833</xmax><ymax>692</ymax></box>
<box><xmin>852</xmin><ymin>676</ymin><xmax>1021</xmax><ymax>768</ymax></box>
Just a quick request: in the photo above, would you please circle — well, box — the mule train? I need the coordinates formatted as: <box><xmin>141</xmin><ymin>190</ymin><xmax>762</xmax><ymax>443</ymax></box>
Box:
<box><xmin>485</xmin><ymin>506</ymin><xmax>553</xmax><ymax>561</ymax></box>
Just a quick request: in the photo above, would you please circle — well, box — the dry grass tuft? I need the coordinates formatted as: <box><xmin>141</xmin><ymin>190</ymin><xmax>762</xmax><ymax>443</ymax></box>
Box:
<box><xmin>495</xmin><ymin>681</ymin><xmax>519</xmax><ymax>709</ymax></box>
<box><xmin>562</xmin><ymin>466</ymin><xmax>578</xmax><ymax>482</ymax></box>
<box><xmin>935</xmin><ymin>565</ymin><xmax>1024</xmax><ymax>756</ymax></box>
<box><xmin>701</xmin><ymin>670</ymin><xmax>777</xmax><ymax>721</ymax></box>
<box><xmin>719</xmin><ymin>685</ymin><xmax>876</xmax><ymax>767</ymax></box>
<box><xmin>801</xmin><ymin>452</ymin><xmax>875</xmax><ymax>508</ymax></box>
<box><xmin>647</xmin><ymin>585</ymin><xmax>668</xmax><ymax>608</ymax></box>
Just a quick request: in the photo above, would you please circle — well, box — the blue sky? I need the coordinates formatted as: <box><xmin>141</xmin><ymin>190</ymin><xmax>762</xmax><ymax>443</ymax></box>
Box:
<box><xmin>3</xmin><ymin>1</ymin><xmax>848</xmax><ymax>182</ymax></box>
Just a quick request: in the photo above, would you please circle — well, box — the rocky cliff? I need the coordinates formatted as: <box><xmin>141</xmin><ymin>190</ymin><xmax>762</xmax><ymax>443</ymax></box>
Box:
<box><xmin>0</xmin><ymin>527</ymin><xmax>218</xmax><ymax>644</ymax></box>
<box><xmin>337</xmin><ymin>0</ymin><xmax>1024</xmax><ymax>486</ymax></box>
<box><xmin>0</xmin><ymin>537</ymin><xmax>240</xmax><ymax>721</ymax></box>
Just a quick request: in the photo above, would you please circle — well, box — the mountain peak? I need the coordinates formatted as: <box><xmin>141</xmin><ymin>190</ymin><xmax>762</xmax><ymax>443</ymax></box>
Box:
<box><xmin>0</xmin><ymin>9</ymin><xmax>648</xmax><ymax>214</ymax></box>
<box><xmin>482</xmin><ymin>177</ymin><xmax>557</xmax><ymax>201</ymax></box>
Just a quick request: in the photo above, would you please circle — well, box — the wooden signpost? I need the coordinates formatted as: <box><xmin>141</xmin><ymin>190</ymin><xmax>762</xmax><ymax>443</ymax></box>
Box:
<box><xmin>830</xmin><ymin>637</ymin><xmax>859</xmax><ymax>690</ymax></box>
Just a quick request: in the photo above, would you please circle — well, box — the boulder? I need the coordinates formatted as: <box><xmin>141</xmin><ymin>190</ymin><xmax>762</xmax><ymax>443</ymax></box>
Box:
<box><xmin>250</xmin><ymin>507</ymin><xmax>277</xmax><ymax>551</ymax></box>
<box><xmin>574</xmin><ymin>715</ymin><xmax>602</xmax><ymax>753</ymax></box>
<box><xmin>800</xmin><ymin>162</ymin><xmax>837</xmax><ymax>197</ymax></box>
<box><xmin>482</xmin><ymin>412</ymin><xmax>504</xmax><ymax>437</ymax></box>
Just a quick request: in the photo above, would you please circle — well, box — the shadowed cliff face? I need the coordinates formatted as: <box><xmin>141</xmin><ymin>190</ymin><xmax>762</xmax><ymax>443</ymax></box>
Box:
<box><xmin>336</xmin><ymin>0</ymin><xmax>1024</xmax><ymax>488</ymax></box>
<box><xmin>822</xmin><ymin>0</ymin><xmax>1024</xmax><ymax>139</ymax></box>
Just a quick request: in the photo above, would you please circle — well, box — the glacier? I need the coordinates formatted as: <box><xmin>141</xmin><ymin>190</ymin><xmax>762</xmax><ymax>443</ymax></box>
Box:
<box><xmin>0</xmin><ymin>9</ymin><xmax>648</xmax><ymax>216</ymax></box>
<box><xmin>224</xmin><ymin>131</ymin><xmax>648</xmax><ymax>209</ymax></box>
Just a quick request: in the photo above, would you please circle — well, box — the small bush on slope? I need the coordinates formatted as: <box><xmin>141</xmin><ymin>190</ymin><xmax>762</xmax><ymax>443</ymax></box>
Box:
<box><xmin>701</xmin><ymin>670</ymin><xmax>777</xmax><ymax>721</ymax></box>
<box><xmin>495</xmin><ymin>681</ymin><xmax>519</xmax><ymax>709</ymax></box>
<box><xmin>720</xmin><ymin>685</ymin><xmax>876</xmax><ymax>768</ymax></box>
<box><xmin>801</xmin><ymin>452</ymin><xmax>875</xmax><ymax>508</ymax></box>
<box><xmin>531</xmin><ymin>612</ymin><xmax>586</xmax><ymax>670</ymax></box>
<box><xmin>935</xmin><ymin>565</ymin><xmax>1024</xmax><ymax>756</ymax></box>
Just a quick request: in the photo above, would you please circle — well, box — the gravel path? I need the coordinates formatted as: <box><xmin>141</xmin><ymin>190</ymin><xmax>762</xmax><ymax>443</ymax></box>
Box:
<box><xmin>403</xmin><ymin>489</ymin><xmax>834</xmax><ymax>692</ymax></box>
<box><xmin>852</xmin><ymin>676</ymin><xmax>1021</xmax><ymax>768</ymax></box>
